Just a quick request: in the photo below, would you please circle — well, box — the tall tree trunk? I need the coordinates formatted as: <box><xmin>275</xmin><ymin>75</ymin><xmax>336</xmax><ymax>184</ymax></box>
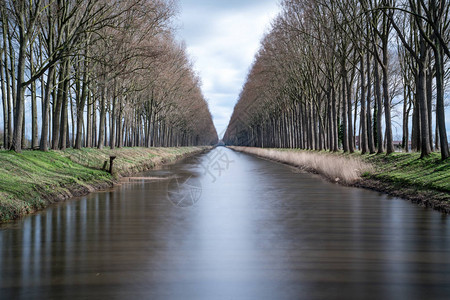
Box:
<box><xmin>331</xmin><ymin>86</ymin><xmax>338</xmax><ymax>151</ymax></box>
<box><xmin>40</xmin><ymin>66</ymin><xmax>55</xmax><ymax>151</ymax></box>
<box><xmin>347</xmin><ymin>77</ymin><xmax>354</xmax><ymax>153</ymax></box>
<box><xmin>417</xmin><ymin>40</ymin><xmax>431</xmax><ymax>157</ymax></box>
<box><xmin>59</xmin><ymin>60</ymin><xmax>70</xmax><ymax>150</ymax></box>
<box><xmin>86</xmin><ymin>92</ymin><xmax>92</xmax><ymax>147</ymax></box>
<box><xmin>374</xmin><ymin>57</ymin><xmax>383</xmax><ymax>154</ymax></box>
<box><xmin>110</xmin><ymin>90</ymin><xmax>116</xmax><ymax>150</ymax></box>
<box><xmin>382</xmin><ymin>40</ymin><xmax>394</xmax><ymax>154</ymax></box>
<box><xmin>52</xmin><ymin>62</ymin><xmax>64</xmax><ymax>149</ymax></box>
<box><xmin>433</xmin><ymin>40</ymin><xmax>449</xmax><ymax>160</ymax></box>
<box><xmin>0</xmin><ymin>48</ymin><xmax>8</xmax><ymax>149</ymax></box>
<box><xmin>360</xmin><ymin>55</ymin><xmax>368</xmax><ymax>154</ymax></box>
<box><xmin>12</xmin><ymin>17</ymin><xmax>27</xmax><ymax>152</ymax></box>
<box><xmin>97</xmin><ymin>84</ymin><xmax>106</xmax><ymax>149</ymax></box>
<box><xmin>426</xmin><ymin>67</ymin><xmax>434</xmax><ymax>150</ymax></box>
<box><xmin>70</xmin><ymin>94</ymin><xmax>75</xmax><ymax>147</ymax></box>
<box><xmin>30</xmin><ymin>46</ymin><xmax>39</xmax><ymax>149</ymax></box>
<box><xmin>118</xmin><ymin>97</ymin><xmax>124</xmax><ymax>148</ymax></box>
<box><xmin>93</xmin><ymin>95</ymin><xmax>97</xmax><ymax>147</ymax></box>
<box><xmin>411</xmin><ymin>99</ymin><xmax>421</xmax><ymax>151</ymax></box>
<box><xmin>1</xmin><ymin>7</ymin><xmax>11</xmax><ymax>149</ymax></box>
<box><xmin>8</xmin><ymin>20</ymin><xmax>17</xmax><ymax>117</ymax></box>
<box><xmin>402</xmin><ymin>87</ymin><xmax>411</xmax><ymax>152</ymax></box>
<box><xmin>341</xmin><ymin>71</ymin><xmax>349</xmax><ymax>152</ymax></box>
<box><xmin>75</xmin><ymin>73</ymin><xmax>87</xmax><ymax>149</ymax></box>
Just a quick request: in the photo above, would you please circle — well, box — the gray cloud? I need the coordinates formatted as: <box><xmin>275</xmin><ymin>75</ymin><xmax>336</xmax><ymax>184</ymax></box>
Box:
<box><xmin>179</xmin><ymin>0</ymin><xmax>278</xmax><ymax>11</ymax></box>
<box><xmin>177</xmin><ymin>0</ymin><xmax>279</xmax><ymax>137</ymax></box>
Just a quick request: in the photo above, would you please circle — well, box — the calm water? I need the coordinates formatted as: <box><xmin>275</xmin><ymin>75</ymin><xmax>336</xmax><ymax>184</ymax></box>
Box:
<box><xmin>0</xmin><ymin>148</ymin><xmax>449</xmax><ymax>300</ymax></box>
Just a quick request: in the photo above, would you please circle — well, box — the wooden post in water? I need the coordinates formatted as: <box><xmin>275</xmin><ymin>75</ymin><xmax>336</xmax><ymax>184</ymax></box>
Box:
<box><xmin>109</xmin><ymin>156</ymin><xmax>116</xmax><ymax>174</ymax></box>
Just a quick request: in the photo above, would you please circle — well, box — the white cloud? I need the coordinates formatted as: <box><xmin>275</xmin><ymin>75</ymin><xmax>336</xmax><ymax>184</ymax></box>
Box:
<box><xmin>178</xmin><ymin>1</ymin><xmax>279</xmax><ymax>138</ymax></box>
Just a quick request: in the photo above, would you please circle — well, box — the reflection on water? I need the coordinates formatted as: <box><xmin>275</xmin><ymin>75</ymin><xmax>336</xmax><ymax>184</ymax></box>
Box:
<box><xmin>0</xmin><ymin>148</ymin><xmax>450</xmax><ymax>300</ymax></box>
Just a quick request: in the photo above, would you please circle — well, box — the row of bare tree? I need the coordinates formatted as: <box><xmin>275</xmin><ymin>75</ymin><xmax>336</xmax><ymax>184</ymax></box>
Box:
<box><xmin>0</xmin><ymin>0</ymin><xmax>218</xmax><ymax>153</ymax></box>
<box><xmin>224</xmin><ymin>0</ymin><xmax>449</xmax><ymax>160</ymax></box>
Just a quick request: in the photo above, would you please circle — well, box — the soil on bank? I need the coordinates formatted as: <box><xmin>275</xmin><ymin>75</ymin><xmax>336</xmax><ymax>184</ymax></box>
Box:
<box><xmin>0</xmin><ymin>147</ymin><xmax>209</xmax><ymax>223</ymax></box>
<box><xmin>230</xmin><ymin>147</ymin><xmax>450</xmax><ymax>214</ymax></box>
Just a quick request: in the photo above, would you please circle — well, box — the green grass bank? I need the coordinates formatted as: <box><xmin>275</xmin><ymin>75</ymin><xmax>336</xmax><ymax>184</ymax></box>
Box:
<box><xmin>356</xmin><ymin>151</ymin><xmax>449</xmax><ymax>212</ymax></box>
<box><xmin>0</xmin><ymin>147</ymin><xmax>208</xmax><ymax>223</ymax></box>
<box><xmin>230</xmin><ymin>147</ymin><xmax>450</xmax><ymax>213</ymax></box>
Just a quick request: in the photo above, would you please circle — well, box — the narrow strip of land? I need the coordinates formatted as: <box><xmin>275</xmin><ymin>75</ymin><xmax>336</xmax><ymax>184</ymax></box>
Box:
<box><xmin>0</xmin><ymin>147</ymin><xmax>208</xmax><ymax>222</ymax></box>
<box><xmin>231</xmin><ymin>147</ymin><xmax>450</xmax><ymax>213</ymax></box>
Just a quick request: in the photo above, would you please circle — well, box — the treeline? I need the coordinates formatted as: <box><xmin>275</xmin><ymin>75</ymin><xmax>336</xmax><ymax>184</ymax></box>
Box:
<box><xmin>224</xmin><ymin>0</ymin><xmax>449</xmax><ymax>160</ymax></box>
<box><xmin>0</xmin><ymin>0</ymin><xmax>218</xmax><ymax>153</ymax></box>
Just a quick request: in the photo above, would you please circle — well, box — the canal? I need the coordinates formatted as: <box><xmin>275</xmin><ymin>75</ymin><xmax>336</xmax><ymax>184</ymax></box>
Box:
<box><xmin>1</xmin><ymin>147</ymin><xmax>449</xmax><ymax>299</ymax></box>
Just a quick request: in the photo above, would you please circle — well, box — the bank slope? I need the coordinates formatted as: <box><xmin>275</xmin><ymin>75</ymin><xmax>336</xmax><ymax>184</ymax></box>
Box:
<box><xmin>359</xmin><ymin>152</ymin><xmax>450</xmax><ymax>212</ymax></box>
<box><xmin>0</xmin><ymin>147</ymin><xmax>207</xmax><ymax>222</ymax></box>
<box><xmin>230</xmin><ymin>147</ymin><xmax>450</xmax><ymax>213</ymax></box>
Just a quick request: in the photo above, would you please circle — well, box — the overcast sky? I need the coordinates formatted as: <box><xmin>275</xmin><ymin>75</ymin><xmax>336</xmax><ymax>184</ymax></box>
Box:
<box><xmin>177</xmin><ymin>0</ymin><xmax>280</xmax><ymax>138</ymax></box>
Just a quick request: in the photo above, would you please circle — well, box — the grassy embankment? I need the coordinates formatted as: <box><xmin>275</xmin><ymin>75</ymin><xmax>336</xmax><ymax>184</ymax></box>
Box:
<box><xmin>0</xmin><ymin>147</ymin><xmax>207</xmax><ymax>222</ymax></box>
<box><xmin>357</xmin><ymin>152</ymin><xmax>449</xmax><ymax>211</ymax></box>
<box><xmin>231</xmin><ymin>147</ymin><xmax>450</xmax><ymax>213</ymax></box>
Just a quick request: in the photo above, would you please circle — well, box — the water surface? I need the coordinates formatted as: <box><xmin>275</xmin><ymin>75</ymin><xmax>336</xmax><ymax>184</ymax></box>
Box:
<box><xmin>1</xmin><ymin>148</ymin><xmax>449</xmax><ymax>299</ymax></box>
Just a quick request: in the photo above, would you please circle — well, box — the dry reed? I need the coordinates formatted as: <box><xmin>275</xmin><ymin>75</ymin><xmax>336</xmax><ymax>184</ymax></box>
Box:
<box><xmin>231</xmin><ymin>147</ymin><xmax>373</xmax><ymax>184</ymax></box>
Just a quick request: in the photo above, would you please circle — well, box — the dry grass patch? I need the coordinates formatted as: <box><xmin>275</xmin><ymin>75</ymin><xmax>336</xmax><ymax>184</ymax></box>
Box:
<box><xmin>231</xmin><ymin>147</ymin><xmax>373</xmax><ymax>184</ymax></box>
